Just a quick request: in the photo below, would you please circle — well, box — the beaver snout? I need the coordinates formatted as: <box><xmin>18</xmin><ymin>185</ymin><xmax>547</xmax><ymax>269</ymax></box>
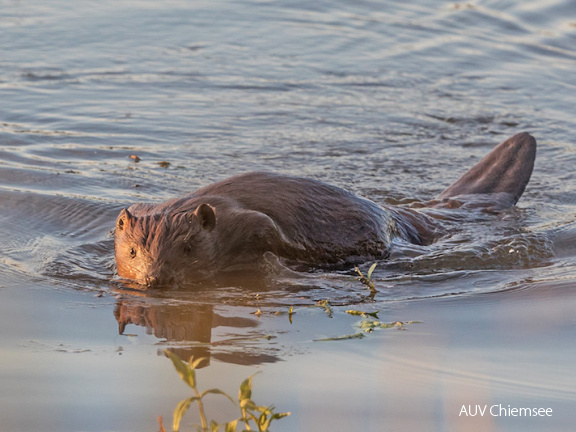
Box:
<box><xmin>143</xmin><ymin>274</ymin><xmax>176</xmax><ymax>288</ymax></box>
<box><xmin>144</xmin><ymin>275</ymin><xmax>158</xmax><ymax>288</ymax></box>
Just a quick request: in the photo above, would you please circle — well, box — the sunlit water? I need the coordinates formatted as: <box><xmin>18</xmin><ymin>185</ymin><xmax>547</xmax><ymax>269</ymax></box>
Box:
<box><xmin>1</xmin><ymin>0</ymin><xmax>576</xmax><ymax>431</ymax></box>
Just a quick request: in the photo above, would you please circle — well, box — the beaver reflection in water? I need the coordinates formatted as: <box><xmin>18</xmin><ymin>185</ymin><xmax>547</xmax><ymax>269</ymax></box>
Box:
<box><xmin>114</xmin><ymin>133</ymin><xmax>536</xmax><ymax>288</ymax></box>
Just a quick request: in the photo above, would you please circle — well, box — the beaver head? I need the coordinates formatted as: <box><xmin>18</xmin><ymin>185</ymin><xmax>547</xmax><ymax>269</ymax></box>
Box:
<box><xmin>114</xmin><ymin>203</ymin><xmax>218</xmax><ymax>287</ymax></box>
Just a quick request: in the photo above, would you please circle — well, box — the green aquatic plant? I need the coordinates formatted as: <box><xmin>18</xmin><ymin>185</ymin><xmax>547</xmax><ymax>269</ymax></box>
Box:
<box><xmin>250</xmin><ymin>306</ymin><xmax>295</xmax><ymax>324</ymax></box>
<box><xmin>359</xmin><ymin>319</ymin><xmax>421</xmax><ymax>332</ymax></box>
<box><xmin>163</xmin><ymin>350</ymin><xmax>290</xmax><ymax>432</ymax></box>
<box><xmin>345</xmin><ymin>309</ymin><xmax>380</xmax><ymax>319</ymax></box>
<box><xmin>315</xmin><ymin>300</ymin><xmax>333</xmax><ymax>318</ymax></box>
<box><xmin>314</xmin><ymin>315</ymin><xmax>421</xmax><ymax>341</ymax></box>
<box><xmin>355</xmin><ymin>262</ymin><xmax>378</xmax><ymax>294</ymax></box>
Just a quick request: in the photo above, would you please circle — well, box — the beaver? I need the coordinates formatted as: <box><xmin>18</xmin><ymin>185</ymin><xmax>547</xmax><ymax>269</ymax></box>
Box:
<box><xmin>114</xmin><ymin>132</ymin><xmax>536</xmax><ymax>288</ymax></box>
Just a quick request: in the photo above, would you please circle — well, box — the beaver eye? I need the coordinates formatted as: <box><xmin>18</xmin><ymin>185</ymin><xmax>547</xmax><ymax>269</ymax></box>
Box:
<box><xmin>130</xmin><ymin>247</ymin><xmax>136</xmax><ymax>258</ymax></box>
<box><xmin>183</xmin><ymin>244</ymin><xmax>194</xmax><ymax>255</ymax></box>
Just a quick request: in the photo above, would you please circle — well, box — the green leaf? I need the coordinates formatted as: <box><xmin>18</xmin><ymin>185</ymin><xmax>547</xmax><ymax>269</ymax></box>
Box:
<box><xmin>210</xmin><ymin>420</ymin><xmax>220</xmax><ymax>432</ymax></box>
<box><xmin>367</xmin><ymin>262</ymin><xmax>378</xmax><ymax>279</ymax></box>
<box><xmin>173</xmin><ymin>396</ymin><xmax>199</xmax><ymax>431</ymax></box>
<box><xmin>260</xmin><ymin>418</ymin><xmax>271</xmax><ymax>431</ymax></box>
<box><xmin>345</xmin><ymin>309</ymin><xmax>366</xmax><ymax>316</ymax></box>
<box><xmin>224</xmin><ymin>419</ymin><xmax>239</xmax><ymax>432</ymax></box>
<box><xmin>345</xmin><ymin>309</ymin><xmax>380</xmax><ymax>319</ymax></box>
<box><xmin>240</xmin><ymin>398</ymin><xmax>258</xmax><ymax>411</ymax></box>
<box><xmin>359</xmin><ymin>320</ymin><xmax>380</xmax><ymax>331</ymax></box>
<box><xmin>239</xmin><ymin>374</ymin><xmax>257</xmax><ymax>401</ymax></box>
<box><xmin>201</xmin><ymin>388</ymin><xmax>236</xmax><ymax>405</ymax></box>
<box><xmin>254</xmin><ymin>405</ymin><xmax>273</xmax><ymax>419</ymax></box>
<box><xmin>258</xmin><ymin>407</ymin><xmax>291</xmax><ymax>431</ymax></box>
<box><xmin>189</xmin><ymin>356</ymin><xmax>207</xmax><ymax>370</ymax></box>
<box><xmin>271</xmin><ymin>412</ymin><xmax>291</xmax><ymax>420</ymax></box>
<box><xmin>165</xmin><ymin>350</ymin><xmax>196</xmax><ymax>389</ymax></box>
<box><xmin>258</xmin><ymin>413</ymin><xmax>271</xmax><ymax>431</ymax></box>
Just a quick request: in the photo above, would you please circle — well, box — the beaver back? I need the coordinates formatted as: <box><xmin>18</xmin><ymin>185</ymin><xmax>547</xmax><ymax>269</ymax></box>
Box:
<box><xmin>114</xmin><ymin>172</ymin><xmax>409</xmax><ymax>286</ymax></box>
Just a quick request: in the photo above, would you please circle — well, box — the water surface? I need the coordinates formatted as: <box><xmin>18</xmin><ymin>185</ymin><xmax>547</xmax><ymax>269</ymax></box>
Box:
<box><xmin>1</xmin><ymin>0</ymin><xmax>576</xmax><ymax>431</ymax></box>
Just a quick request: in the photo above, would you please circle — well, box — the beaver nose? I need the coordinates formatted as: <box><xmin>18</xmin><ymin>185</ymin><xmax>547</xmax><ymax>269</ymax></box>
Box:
<box><xmin>145</xmin><ymin>275</ymin><xmax>159</xmax><ymax>288</ymax></box>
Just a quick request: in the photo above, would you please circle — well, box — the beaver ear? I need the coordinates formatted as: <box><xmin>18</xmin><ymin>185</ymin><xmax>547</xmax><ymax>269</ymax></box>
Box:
<box><xmin>194</xmin><ymin>203</ymin><xmax>216</xmax><ymax>232</ymax></box>
<box><xmin>116</xmin><ymin>208</ymin><xmax>133</xmax><ymax>232</ymax></box>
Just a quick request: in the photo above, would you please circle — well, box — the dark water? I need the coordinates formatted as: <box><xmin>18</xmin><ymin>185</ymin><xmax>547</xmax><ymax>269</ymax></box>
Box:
<box><xmin>2</xmin><ymin>0</ymin><xmax>576</xmax><ymax>431</ymax></box>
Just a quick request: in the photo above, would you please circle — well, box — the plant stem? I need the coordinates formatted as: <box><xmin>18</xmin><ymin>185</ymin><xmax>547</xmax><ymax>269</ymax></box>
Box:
<box><xmin>193</xmin><ymin>387</ymin><xmax>208</xmax><ymax>430</ymax></box>
<box><xmin>241</xmin><ymin>409</ymin><xmax>252</xmax><ymax>431</ymax></box>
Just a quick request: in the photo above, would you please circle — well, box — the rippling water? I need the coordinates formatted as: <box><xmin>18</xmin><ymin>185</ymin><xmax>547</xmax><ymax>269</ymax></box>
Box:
<box><xmin>2</xmin><ymin>0</ymin><xmax>576</xmax><ymax>431</ymax></box>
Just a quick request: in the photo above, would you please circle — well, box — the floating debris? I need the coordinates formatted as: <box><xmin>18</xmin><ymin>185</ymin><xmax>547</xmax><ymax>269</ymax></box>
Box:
<box><xmin>157</xmin><ymin>161</ymin><xmax>171</xmax><ymax>168</ymax></box>
<box><xmin>314</xmin><ymin>333</ymin><xmax>365</xmax><ymax>342</ymax></box>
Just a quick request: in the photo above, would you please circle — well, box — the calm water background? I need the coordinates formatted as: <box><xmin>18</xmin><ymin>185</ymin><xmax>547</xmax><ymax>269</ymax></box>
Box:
<box><xmin>1</xmin><ymin>0</ymin><xmax>576</xmax><ymax>431</ymax></box>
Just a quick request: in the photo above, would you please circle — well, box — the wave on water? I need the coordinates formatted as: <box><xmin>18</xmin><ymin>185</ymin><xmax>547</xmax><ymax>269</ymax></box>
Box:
<box><xmin>0</xmin><ymin>190</ymin><xmax>118</xmax><ymax>289</ymax></box>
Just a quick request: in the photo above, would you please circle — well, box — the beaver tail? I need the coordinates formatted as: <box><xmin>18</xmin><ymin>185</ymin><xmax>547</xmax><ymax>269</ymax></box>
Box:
<box><xmin>438</xmin><ymin>132</ymin><xmax>536</xmax><ymax>205</ymax></box>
